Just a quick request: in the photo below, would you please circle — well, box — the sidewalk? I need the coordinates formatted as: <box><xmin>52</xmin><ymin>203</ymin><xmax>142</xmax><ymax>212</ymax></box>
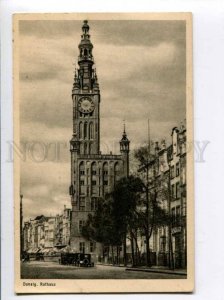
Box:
<box><xmin>126</xmin><ymin>266</ymin><xmax>187</xmax><ymax>276</ymax></box>
<box><xmin>97</xmin><ymin>262</ymin><xmax>187</xmax><ymax>276</ymax></box>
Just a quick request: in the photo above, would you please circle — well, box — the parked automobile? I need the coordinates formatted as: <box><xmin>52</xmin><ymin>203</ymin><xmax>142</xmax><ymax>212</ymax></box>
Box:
<box><xmin>59</xmin><ymin>253</ymin><xmax>94</xmax><ymax>267</ymax></box>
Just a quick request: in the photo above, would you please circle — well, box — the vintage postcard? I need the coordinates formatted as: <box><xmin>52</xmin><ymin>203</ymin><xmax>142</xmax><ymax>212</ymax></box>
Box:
<box><xmin>14</xmin><ymin>12</ymin><xmax>193</xmax><ymax>293</ymax></box>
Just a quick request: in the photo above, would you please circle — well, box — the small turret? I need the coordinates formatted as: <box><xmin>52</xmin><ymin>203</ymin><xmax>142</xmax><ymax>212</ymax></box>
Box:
<box><xmin>72</xmin><ymin>68</ymin><xmax>79</xmax><ymax>91</ymax></box>
<box><xmin>120</xmin><ymin>123</ymin><xmax>130</xmax><ymax>153</ymax></box>
<box><xmin>70</xmin><ymin>134</ymin><xmax>80</xmax><ymax>153</ymax></box>
<box><xmin>120</xmin><ymin>123</ymin><xmax>130</xmax><ymax>177</ymax></box>
<box><xmin>93</xmin><ymin>68</ymin><xmax>99</xmax><ymax>92</ymax></box>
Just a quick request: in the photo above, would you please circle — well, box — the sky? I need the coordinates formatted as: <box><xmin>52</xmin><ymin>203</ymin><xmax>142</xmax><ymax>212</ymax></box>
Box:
<box><xmin>19</xmin><ymin>19</ymin><xmax>186</xmax><ymax>221</ymax></box>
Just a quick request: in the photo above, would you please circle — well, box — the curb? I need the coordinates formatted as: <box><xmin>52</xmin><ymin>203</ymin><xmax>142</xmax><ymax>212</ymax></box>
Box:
<box><xmin>126</xmin><ymin>268</ymin><xmax>187</xmax><ymax>276</ymax></box>
<box><xmin>97</xmin><ymin>263</ymin><xmax>126</xmax><ymax>268</ymax></box>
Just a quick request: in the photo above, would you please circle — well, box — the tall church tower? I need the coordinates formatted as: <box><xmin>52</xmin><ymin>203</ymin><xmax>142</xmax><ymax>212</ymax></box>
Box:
<box><xmin>72</xmin><ymin>20</ymin><xmax>100</xmax><ymax>155</ymax></box>
<box><xmin>69</xmin><ymin>21</ymin><xmax>130</xmax><ymax>258</ymax></box>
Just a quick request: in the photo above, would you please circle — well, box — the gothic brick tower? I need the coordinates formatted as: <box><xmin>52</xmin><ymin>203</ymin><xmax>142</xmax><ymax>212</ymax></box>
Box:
<box><xmin>69</xmin><ymin>21</ymin><xmax>130</xmax><ymax>259</ymax></box>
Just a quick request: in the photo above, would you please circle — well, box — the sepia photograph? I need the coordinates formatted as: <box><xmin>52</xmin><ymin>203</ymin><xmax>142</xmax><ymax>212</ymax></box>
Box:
<box><xmin>13</xmin><ymin>13</ymin><xmax>193</xmax><ymax>293</ymax></box>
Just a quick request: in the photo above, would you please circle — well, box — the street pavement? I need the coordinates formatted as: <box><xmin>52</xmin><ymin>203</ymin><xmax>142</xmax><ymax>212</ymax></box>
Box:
<box><xmin>21</xmin><ymin>261</ymin><xmax>186</xmax><ymax>279</ymax></box>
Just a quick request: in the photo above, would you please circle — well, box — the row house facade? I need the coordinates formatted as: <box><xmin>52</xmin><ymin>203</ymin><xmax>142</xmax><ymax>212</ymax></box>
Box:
<box><xmin>55</xmin><ymin>205</ymin><xmax>72</xmax><ymax>247</ymax></box>
<box><xmin>23</xmin><ymin>215</ymin><xmax>56</xmax><ymax>251</ymax></box>
<box><xmin>23</xmin><ymin>206</ymin><xmax>71</xmax><ymax>252</ymax></box>
<box><xmin>138</xmin><ymin>123</ymin><xmax>187</xmax><ymax>269</ymax></box>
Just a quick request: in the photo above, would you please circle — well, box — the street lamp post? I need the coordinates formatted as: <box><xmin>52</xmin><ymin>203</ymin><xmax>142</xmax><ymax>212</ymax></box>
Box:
<box><xmin>167</xmin><ymin>163</ymin><xmax>174</xmax><ymax>270</ymax></box>
<box><xmin>145</xmin><ymin>162</ymin><xmax>151</xmax><ymax>267</ymax></box>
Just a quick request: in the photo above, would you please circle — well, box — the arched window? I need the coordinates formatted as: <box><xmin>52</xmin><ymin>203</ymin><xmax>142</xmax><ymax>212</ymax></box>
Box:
<box><xmin>84</xmin><ymin>49</ymin><xmax>88</xmax><ymax>56</ymax></box>
<box><xmin>91</xmin><ymin>162</ymin><xmax>97</xmax><ymax>176</ymax></box>
<box><xmin>79</xmin><ymin>161</ymin><xmax>85</xmax><ymax>175</ymax></box>
<box><xmin>91</xmin><ymin>162</ymin><xmax>97</xmax><ymax>195</ymax></box>
<box><xmin>89</xmin><ymin>142</ymin><xmax>92</xmax><ymax>154</ymax></box>
<box><xmin>84</xmin><ymin>122</ymin><xmax>87</xmax><ymax>139</ymax></box>
<box><xmin>103</xmin><ymin>162</ymin><xmax>108</xmax><ymax>186</ymax></box>
<box><xmin>114</xmin><ymin>162</ymin><xmax>119</xmax><ymax>182</ymax></box>
<box><xmin>84</xmin><ymin>143</ymin><xmax>87</xmax><ymax>155</ymax></box>
<box><xmin>89</xmin><ymin>122</ymin><xmax>93</xmax><ymax>139</ymax></box>
<box><xmin>80</xmin><ymin>143</ymin><xmax>83</xmax><ymax>154</ymax></box>
<box><xmin>79</xmin><ymin>122</ymin><xmax>83</xmax><ymax>139</ymax></box>
<box><xmin>79</xmin><ymin>161</ymin><xmax>85</xmax><ymax>195</ymax></box>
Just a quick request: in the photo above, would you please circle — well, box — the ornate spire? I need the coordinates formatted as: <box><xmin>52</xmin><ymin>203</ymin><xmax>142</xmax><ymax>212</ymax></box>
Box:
<box><xmin>78</xmin><ymin>20</ymin><xmax>93</xmax><ymax>63</ymax></box>
<box><xmin>123</xmin><ymin>119</ymin><xmax>126</xmax><ymax>135</ymax></box>
<box><xmin>72</xmin><ymin>20</ymin><xmax>99</xmax><ymax>94</ymax></box>
<box><xmin>82</xmin><ymin>20</ymin><xmax>89</xmax><ymax>34</ymax></box>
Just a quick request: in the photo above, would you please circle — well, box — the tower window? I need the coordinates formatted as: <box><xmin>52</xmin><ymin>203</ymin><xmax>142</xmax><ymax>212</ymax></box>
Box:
<box><xmin>91</xmin><ymin>162</ymin><xmax>97</xmax><ymax>175</ymax></box>
<box><xmin>89</xmin><ymin>143</ymin><xmax>92</xmax><ymax>154</ymax></box>
<box><xmin>89</xmin><ymin>122</ymin><xmax>94</xmax><ymax>139</ymax></box>
<box><xmin>80</xmin><ymin>180</ymin><xmax>85</xmax><ymax>185</ymax></box>
<box><xmin>103</xmin><ymin>162</ymin><xmax>108</xmax><ymax>185</ymax></box>
<box><xmin>84</xmin><ymin>122</ymin><xmax>87</xmax><ymax>139</ymax></box>
<box><xmin>79</xmin><ymin>122</ymin><xmax>83</xmax><ymax>139</ymax></box>
<box><xmin>114</xmin><ymin>162</ymin><xmax>120</xmax><ymax>183</ymax></box>
<box><xmin>84</xmin><ymin>49</ymin><xmax>88</xmax><ymax>56</ymax></box>
<box><xmin>92</xmin><ymin>180</ymin><xmax>96</xmax><ymax>185</ymax></box>
<box><xmin>84</xmin><ymin>143</ymin><xmax>87</xmax><ymax>154</ymax></box>
<box><xmin>79</xmin><ymin>162</ymin><xmax>85</xmax><ymax>175</ymax></box>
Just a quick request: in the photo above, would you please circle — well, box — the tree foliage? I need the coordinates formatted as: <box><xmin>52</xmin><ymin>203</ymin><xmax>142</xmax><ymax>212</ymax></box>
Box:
<box><xmin>82</xmin><ymin>147</ymin><xmax>171</xmax><ymax>267</ymax></box>
<box><xmin>111</xmin><ymin>175</ymin><xmax>144</xmax><ymax>233</ymax></box>
<box><xmin>82</xmin><ymin>197</ymin><xmax>121</xmax><ymax>246</ymax></box>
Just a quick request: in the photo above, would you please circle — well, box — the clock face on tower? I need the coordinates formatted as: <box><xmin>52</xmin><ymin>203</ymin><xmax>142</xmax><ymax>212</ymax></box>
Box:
<box><xmin>78</xmin><ymin>97</ymin><xmax>95</xmax><ymax>114</ymax></box>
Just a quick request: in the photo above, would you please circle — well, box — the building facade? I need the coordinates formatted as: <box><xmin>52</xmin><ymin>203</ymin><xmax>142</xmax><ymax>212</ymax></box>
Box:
<box><xmin>69</xmin><ymin>21</ymin><xmax>130</xmax><ymax>257</ymax></box>
<box><xmin>137</xmin><ymin>123</ymin><xmax>187</xmax><ymax>268</ymax></box>
<box><xmin>23</xmin><ymin>206</ymin><xmax>72</xmax><ymax>253</ymax></box>
<box><xmin>55</xmin><ymin>205</ymin><xmax>72</xmax><ymax>247</ymax></box>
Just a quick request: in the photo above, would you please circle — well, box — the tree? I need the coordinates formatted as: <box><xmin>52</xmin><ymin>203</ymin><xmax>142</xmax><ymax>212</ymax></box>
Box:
<box><xmin>82</xmin><ymin>197</ymin><xmax>121</xmax><ymax>252</ymax></box>
<box><xmin>110</xmin><ymin>175</ymin><xmax>144</xmax><ymax>266</ymax></box>
<box><xmin>82</xmin><ymin>176</ymin><xmax>144</xmax><ymax>266</ymax></box>
<box><xmin>134</xmin><ymin>144</ymin><xmax>170</xmax><ymax>267</ymax></box>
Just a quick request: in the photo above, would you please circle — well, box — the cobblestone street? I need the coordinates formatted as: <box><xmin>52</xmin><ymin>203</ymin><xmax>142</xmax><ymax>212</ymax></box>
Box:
<box><xmin>21</xmin><ymin>261</ymin><xmax>186</xmax><ymax>279</ymax></box>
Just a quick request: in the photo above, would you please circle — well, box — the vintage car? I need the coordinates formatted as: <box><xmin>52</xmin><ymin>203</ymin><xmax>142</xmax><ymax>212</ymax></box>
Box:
<box><xmin>59</xmin><ymin>253</ymin><xmax>94</xmax><ymax>267</ymax></box>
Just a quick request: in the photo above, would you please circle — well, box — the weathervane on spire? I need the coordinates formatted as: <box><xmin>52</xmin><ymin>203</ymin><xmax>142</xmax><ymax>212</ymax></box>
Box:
<box><xmin>123</xmin><ymin>119</ymin><xmax>126</xmax><ymax>134</ymax></box>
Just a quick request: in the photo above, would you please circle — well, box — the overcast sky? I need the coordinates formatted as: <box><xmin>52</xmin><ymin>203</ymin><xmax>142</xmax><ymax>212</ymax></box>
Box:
<box><xmin>19</xmin><ymin>19</ymin><xmax>186</xmax><ymax>221</ymax></box>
